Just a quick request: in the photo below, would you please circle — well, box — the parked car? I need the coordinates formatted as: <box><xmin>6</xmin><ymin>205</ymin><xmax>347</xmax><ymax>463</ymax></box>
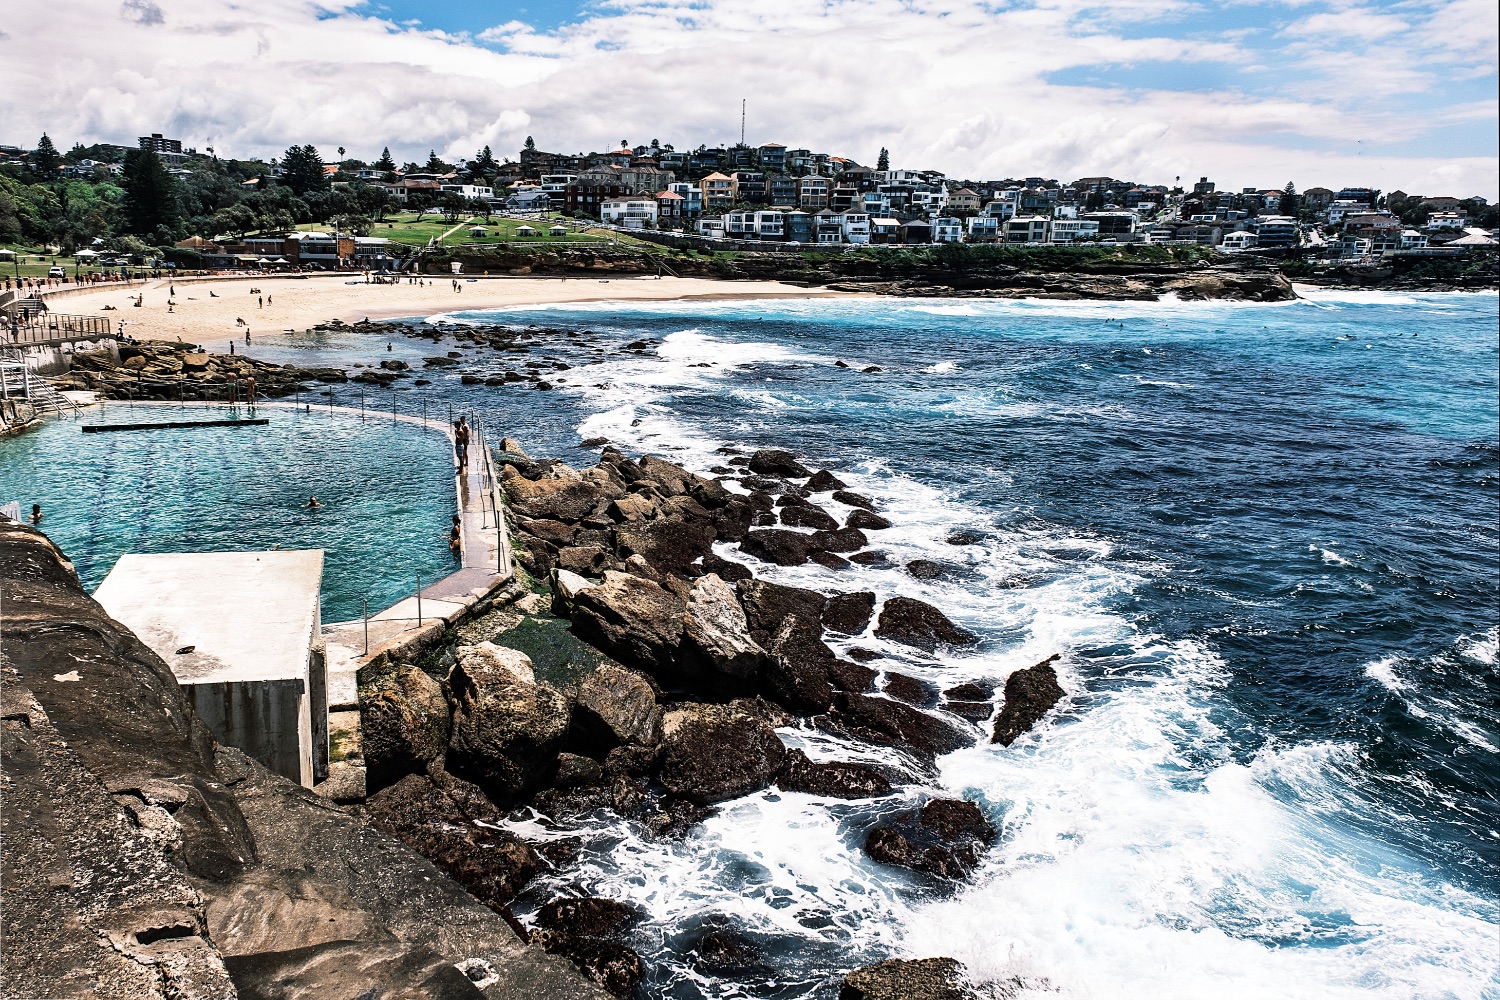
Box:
<box><xmin>47</xmin><ymin>265</ymin><xmax>66</xmax><ymax>278</ymax></box>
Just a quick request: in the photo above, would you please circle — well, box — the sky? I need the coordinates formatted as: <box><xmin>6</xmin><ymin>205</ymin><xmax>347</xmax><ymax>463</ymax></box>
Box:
<box><xmin>2</xmin><ymin>0</ymin><xmax>1495</xmax><ymax>197</ymax></box>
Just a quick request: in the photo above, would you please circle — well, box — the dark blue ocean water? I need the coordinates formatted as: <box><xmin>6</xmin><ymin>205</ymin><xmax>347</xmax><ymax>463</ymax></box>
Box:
<box><xmin>41</xmin><ymin>287</ymin><xmax>1495</xmax><ymax>998</ymax></box>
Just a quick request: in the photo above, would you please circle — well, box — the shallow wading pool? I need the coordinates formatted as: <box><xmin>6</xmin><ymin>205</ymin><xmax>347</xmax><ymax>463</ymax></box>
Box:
<box><xmin>0</xmin><ymin>403</ymin><xmax>456</xmax><ymax>622</ymax></box>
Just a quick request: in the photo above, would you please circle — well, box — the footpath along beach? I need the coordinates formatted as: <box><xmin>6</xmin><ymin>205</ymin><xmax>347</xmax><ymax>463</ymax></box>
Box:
<box><xmin>50</xmin><ymin>274</ymin><xmax>853</xmax><ymax>342</ymax></box>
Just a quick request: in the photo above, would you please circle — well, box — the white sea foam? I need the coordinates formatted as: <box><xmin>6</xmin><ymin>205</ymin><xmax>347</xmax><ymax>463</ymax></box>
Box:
<box><xmin>1457</xmin><ymin>628</ymin><xmax>1498</xmax><ymax>666</ymax></box>
<box><xmin>1363</xmin><ymin>656</ymin><xmax>1409</xmax><ymax>696</ymax></box>
<box><xmin>923</xmin><ymin>360</ymin><xmax>961</xmax><ymax>374</ymax></box>
<box><xmin>1311</xmin><ymin>544</ymin><xmax>1353</xmax><ymax>567</ymax></box>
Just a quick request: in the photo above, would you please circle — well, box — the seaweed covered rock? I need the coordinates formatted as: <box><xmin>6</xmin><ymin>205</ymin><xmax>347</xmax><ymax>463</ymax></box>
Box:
<box><xmin>777</xmin><ymin>749</ymin><xmax>891</xmax><ymax>799</ymax></box>
<box><xmin>840</xmin><ymin>957</ymin><xmax>973</xmax><ymax>1000</ymax></box>
<box><xmin>447</xmin><ymin>652</ymin><xmax>571</xmax><ymax>799</ymax></box>
<box><xmin>362</xmin><ymin>662</ymin><xmax>451</xmax><ymax>791</ymax></box>
<box><xmin>658</xmin><ymin>703</ymin><xmax>787</xmax><ymax>804</ymax></box>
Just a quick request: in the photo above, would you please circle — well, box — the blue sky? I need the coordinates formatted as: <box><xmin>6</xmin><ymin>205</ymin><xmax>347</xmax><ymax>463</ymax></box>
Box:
<box><xmin>3</xmin><ymin>0</ymin><xmax>1496</xmax><ymax>197</ymax></box>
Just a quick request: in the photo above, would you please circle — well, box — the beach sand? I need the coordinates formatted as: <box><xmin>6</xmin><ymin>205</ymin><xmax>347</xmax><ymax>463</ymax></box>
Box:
<box><xmin>53</xmin><ymin>274</ymin><xmax>851</xmax><ymax>343</ymax></box>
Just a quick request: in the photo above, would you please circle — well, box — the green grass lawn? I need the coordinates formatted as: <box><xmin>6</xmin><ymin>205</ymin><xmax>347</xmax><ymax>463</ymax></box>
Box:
<box><xmin>314</xmin><ymin>213</ymin><xmax>615</xmax><ymax>247</ymax></box>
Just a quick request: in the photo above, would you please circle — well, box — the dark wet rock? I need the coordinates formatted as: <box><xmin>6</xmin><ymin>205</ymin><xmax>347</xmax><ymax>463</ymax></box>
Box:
<box><xmin>846</xmin><ymin>647</ymin><xmax>882</xmax><ymax>663</ymax></box>
<box><xmin>644</xmin><ymin>797</ymin><xmax>718</xmax><ymax>838</ymax></box>
<box><xmin>362</xmin><ymin>662</ymin><xmax>451</xmax><ymax>791</ymax></box>
<box><xmin>571</xmin><ymin>664</ymin><xmax>662</xmax><ymax>754</ymax></box>
<box><xmin>602</xmin><ymin>744</ymin><xmax>659</xmax><ymax>779</ymax></box>
<box><xmin>535</xmin><ymin>897</ymin><xmax>642</xmax><ymax>939</ymax></box>
<box><xmin>699</xmin><ymin>553</ymin><xmax>753</xmax><ymax>583</ymax></box>
<box><xmin>823</xmin><ymin>591</ymin><xmax>876</xmax><ymax>635</ymax></box>
<box><xmin>945</xmin><ymin>702</ymin><xmax>993</xmax><ymax>722</ymax></box>
<box><xmin>690</xmin><ymin>917</ymin><xmax>769</xmax><ymax>975</ymax></box>
<box><xmin>847</xmin><ymin>509</ymin><xmax>893</xmax><ymax>530</ymax></box>
<box><xmin>711</xmin><ymin>500</ymin><xmax>754</xmax><ymax>542</ymax></box>
<box><xmin>554</xmin><ymin>753</ymin><xmax>606</xmax><ymax>789</ymax></box>
<box><xmin>805</xmin><ymin>469</ymin><xmax>847</xmax><ymax>492</ymax></box>
<box><xmin>741</xmin><ymin>474</ymin><xmax>788</xmax><ymax>493</ymax></box>
<box><xmin>568</xmin><ymin>572</ymin><xmax>687</xmax><ymax>676</ymax></box>
<box><xmin>579</xmin><ymin>437</ymin><xmax>610</xmax><ymax>448</ymax></box>
<box><xmin>748</xmin><ymin>449</ymin><xmax>813</xmax><ymax>478</ymax></box>
<box><xmin>610</xmin><ymin>775</ymin><xmax>649</xmax><ymax>818</ymax></box>
<box><xmin>763</xmin><ymin>619</ymin><xmax>836</xmax><ymax>716</ymax></box>
<box><xmin>849</xmin><ymin>551</ymin><xmax>890</xmax><ymax>567</ymax></box>
<box><xmin>808</xmin><ymin>527</ymin><xmax>869</xmax><ymax>553</ymax></box>
<box><xmin>366</xmin><ymin>771</ymin><xmax>540</xmax><ymax>908</ymax></box>
<box><xmin>744</xmin><ymin>491</ymin><xmax>776</xmax><ymax>512</ymax></box>
<box><xmin>829</xmin><ymin>693</ymin><xmax>970</xmax><ymax>757</ymax></box>
<box><xmin>615</xmin><ymin>517</ymin><xmax>718</xmax><ymax>576</ymax></box>
<box><xmin>832</xmin><ymin>490</ymin><xmax>877</xmax><ymax>511</ymax></box>
<box><xmin>905</xmin><ymin>559</ymin><xmax>944</xmax><ymax>580</ymax></box>
<box><xmin>827</xmin><ymin>659</ymin><xmax>878</xmax><ymax>692</ymax></box>
<box><xmin>780</xmin><ymin>504</ymin><xmax>840</xmax><ymax>530</ymax></box>
<box><xmin>530</xmin><ymin>930</ymin><xmax>644</xmax><ymax>998</ymax></box>
<box><xmin>736</xmin><ymin>577</ymin><xmax>830</xmax><ymax>649</ymax></box>
<box><xmin>739</xmin><ymin>529</ymin><xmax>813</xmax><ymax>566</ymax></box>
<box><xmin>682</xmin><ymin>574</ymin><xmax>773</xmax><ymax>680</ymax></box>
<box><xmin>991</xmin><ymin>654</ymin><xmax>1065</xmax><ymax>747</ymax></box>
<box><xmin>811</xmin><ymin>550</ymin><xmax>852</xmax><ymax>570</ymax></box>
<box><xmin>884</xmin><ymin>672</ymin><xmax>938</xmax><ymax>707</ymax></box>
<box><xmin>863</xmin><ymin>799</ymin><xmax>995</xmax><ymax>880</ymax></box>
<box><xmin>446</xmin><ymin>650</ymin><xmax>571</xmax><ymax>800</ymax></box>
<box><xmin>943</xmin><ymin>681</ymin><xmax>995</xmax><ymax>701</ymax></box>
<box><xmin>778</xmin><ymin>748</ymin><xmax>891</xmax><ymax>799</ymax></box>
<box><xmin>840</xmin><ymin>957</ymin><xmax>973</xmax><ymax>1000</ymax></box>
<box><xmin>945</xmin><ymin>530</ymin><xmax>984</xmax><ymax>546</ymax></box>
<box><xmin>658</xmin><ymin>703</ymin><xmax>787</xmax><ymax>805</ymax></box>
<box><xmin>874</xmin><ymin>597</ymin><xmax>976</xmax><ymax>651</ymax></box>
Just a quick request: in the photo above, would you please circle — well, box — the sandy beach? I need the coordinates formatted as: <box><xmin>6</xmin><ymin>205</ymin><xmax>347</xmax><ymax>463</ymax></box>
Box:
<box><xmin>46</xmin><ymin>274</ymin><xmax>852</xmax><ymax>343</ymax></box>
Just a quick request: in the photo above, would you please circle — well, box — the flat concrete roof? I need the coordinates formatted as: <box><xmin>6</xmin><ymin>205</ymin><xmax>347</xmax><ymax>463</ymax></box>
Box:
<box><xmin>94</xmin><ymin>550</ymin><xmax>323</xmax><ymax>684</ymax></box>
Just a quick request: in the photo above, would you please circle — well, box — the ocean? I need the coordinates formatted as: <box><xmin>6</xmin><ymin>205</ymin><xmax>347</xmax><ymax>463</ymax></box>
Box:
<box><xmin>78</xmin><ymin>287</ymin><xmax>1500</xmax><ymax>997</ymax></box>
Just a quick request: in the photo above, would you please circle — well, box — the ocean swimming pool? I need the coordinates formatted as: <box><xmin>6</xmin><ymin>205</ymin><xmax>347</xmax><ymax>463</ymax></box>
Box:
<box><xmin>0</xmin><ymin>402</ymin><xmax>457</xmax><ymax>622</ymax></box>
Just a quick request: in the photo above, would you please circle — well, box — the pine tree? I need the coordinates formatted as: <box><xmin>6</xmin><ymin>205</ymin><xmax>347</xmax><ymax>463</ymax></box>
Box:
<box><xmin>33</xmin><ymin>133</ymin><xmax>61</xmax><ymax>176</ymax></box>
<box><xmin>524</xmin><ymin>136</ymin><xmax>536</xmax><ymax>151</ymax></box>
<box><xmin>121</xmin><ymin>148</ymin><xmax>179</xmax><ymax>236</ymax></box>
<box><xmin>1277</xmin><ymin>182</ymin><xmax>1298</xmax><ymax>217</ymax></box>
<box><xmin>281</xmin><ymin>144</ymin><xmax>327</xmax><ymax>196</ymax></box>
<box><xmin>374</xmin><ymin>147</ymin><xmax>396</xmax><ymax>172</ymax></box>
<box><xmin>472</xmin><ymin>145</ymin><xmax>497</xmax><ymax>173</ymax></box>
<box><xmin>424</xmin><ymin>149</ymin><xmax>449</xmax><ymax>173</ymax></box>
<box><xmin>876</xmin><ymin>147</ymin><xmax>889</xmax><ymax>171</ymax></box>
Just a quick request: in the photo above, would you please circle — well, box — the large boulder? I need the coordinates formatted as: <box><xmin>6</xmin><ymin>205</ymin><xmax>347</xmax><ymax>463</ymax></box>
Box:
<box><xmin>762</xmin><ymin>619</ymin><xmax>835</xmax><ymax>715</ymax></box>
<box><xmin>736</xmin><ymin>579</ymin><xmax>827</xmax><ymax>645</ymax></box>
<box><xmin>739</xmin><ymin>529</ymin><xmax>813</xmax><ymax>567</ymax></box>
<box><xmin>846</xmin><ymin>509</ymin><xmax>892</xmax><ymax>531</ymax></box>
<box><xmin>863</xmin><ymin>799</ymin><xmax>995</xmax><ymax>880</ymax></box>
<box><xmin>504</xmin><ymin>467</ymin><xmax>624</xmax><ymax>524</ymax></box>
<box><xmin>534</xmin><ymin>897</ymin><xmax>642</xmax><ymax>939</ymax></box>
<box><xmin>748</xmin><ymin>449</ymin><xmax>812</xmax><ymax>478</ymax></box>
<box><xmin>568</xmin><ymin>571</ymin><xmax>686</xmax><ymax>676</ymax></box>
<box><xmin>807</xmin><ymin>527</ymin><xmax>868</xmax><ymax>553</ymax></box>
<box><xmin>823</xmin><ymin>591</ymin><xmax>876</xmax><ymax>635</ymax></box>
<box><xmin>777</xmin><ymin>749</ymin><xmax>891</xmax><ymax>799</ymax></box>
<box><xmin>805</xmin><ymin>469</ymin><xmax>847</xmax><ymax>492</ymax></box>
<box><xmin>840</xmin><ymin>957</ymin><xmax>972</xmax><ymax>1000</ymax></box>
<box><xmin>658</xmin><ymin>703</ymin><xmax>787</xmax><ymax>805</ymax></box>
<box><xmin>780</xmin><ymin>504</ymin><xmax>840</xmax><ymax>530</ymax></box>
<box><xmin>682</xmin><ymin>574</ymin><xmax>772</xmax><ymax>680</ymax></box>
<box><xmin>551</xmin><ymin>569</ymin><xmax>597</xmax><ymax>617</ymax></box>
<box><xmin>829</xmin><ymin>693</ymin><xmax>969</xmax><ymax>758</ymax></box>
<box><xmin>873</xmin><ymin>597</ymin><xmax>976</xmax><ymax>651</ymax></box>
<box><xmin>615</xmin><ymin>517</ymin><xmax>717</xmax><ymax>576</ymax></box>
<box><xmin>571</xmin><ymin>665</ymin><xmax>662</xmax><ymax>754</ymax></box>
<box><xmin>991</xmin><ymin>655</ymin><xmax>1064</xmax><ymax>746</ymax></box>
<box><xmin>447</xmin><ymin>652</ymin><xmax>571</xmax><ymax>799</ymax></box>
<box><xmin>362</xmin><ymin>663</ymin><xmax>451</xmax><ymax>791</ymax></box>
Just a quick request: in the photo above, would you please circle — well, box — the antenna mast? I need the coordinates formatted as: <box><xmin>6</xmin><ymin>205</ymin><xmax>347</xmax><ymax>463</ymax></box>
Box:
<box><xmin>740</xmin><ymin>99</ymin><xmax>746</xmax><ymax>146</ymax></box>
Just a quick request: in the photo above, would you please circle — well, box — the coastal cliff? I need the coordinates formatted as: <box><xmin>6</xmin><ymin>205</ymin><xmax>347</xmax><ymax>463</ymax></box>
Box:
<box><xmin>0</xmin><ymin>520</ymin><xmax>609</xmax><ymax>1000</ymax></box>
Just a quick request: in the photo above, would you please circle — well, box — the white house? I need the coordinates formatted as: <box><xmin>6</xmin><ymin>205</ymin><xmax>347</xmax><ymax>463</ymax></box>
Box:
<box><xmin>1220</xmin><ymin>231</ymin><xmax>1259</xmax><ymax>250</ymax></box>
<box><xmin>1049</xmin><ymin>219</ymin><xmax>1100</xmax><ymax>244</ymax></box>
<box><xmin>1004</xmin><ymin>216</ymin><xmax>1051</xmax><ymax>244</ymax></box>
<box><xmin>966</xmin><ymin>216</ymin><xmax>1001</xmax><ymax>241</ymax></box>
<box><xmin>667</xmin><ymin>182</ymin><xmax>704</xmax><ymax>217</ymax></box>
<box><xmin>441</xmin><ymin>183</ymin><xmax>494</xmax><ymax>200</ymax></box>
<box><xmin>932</xmin><ymin>217</ymin><xmax>963</xmax><ymax>243</ymax></box>
<box><xmin>1426</xmin><ymin>211</ymin><xmax>1466</xmax><ymax>231</ymax></box>
<box><xmin>841</xmin><ymin>209</ymin><xmax>871</xmax><ymax>244</ymax></box>
<box><xmin>601</xmin><ymin>197</ymin><xmax>659</xmax><ymax>228</ymax></box>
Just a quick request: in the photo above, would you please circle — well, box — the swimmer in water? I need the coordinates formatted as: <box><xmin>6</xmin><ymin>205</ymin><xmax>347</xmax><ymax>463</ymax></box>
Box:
<box><xmin>305</xmin><ymin>496</ymin><xmax>323</xmax><ymax>509</ymax></box>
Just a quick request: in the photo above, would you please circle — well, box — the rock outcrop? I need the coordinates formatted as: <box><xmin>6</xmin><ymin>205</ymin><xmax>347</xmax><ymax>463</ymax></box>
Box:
<box><xmin>863</xmin><ymin>799</ymin><xmax>996</xmax><ymax>880</ymax></box>
<box><xmin>840</xmin><ymin>957</ymin><xmax>973</xmax><ymax>1000</ymax></box>
<box><xmin>991</xmin><ymin>655</ymin><xmax>1065</xmax><ymax>746</ymax></box>
<box><xmin>658</xmin><ymin>703</ymin><xmax>787</xmax><ymax>804</ymax></box>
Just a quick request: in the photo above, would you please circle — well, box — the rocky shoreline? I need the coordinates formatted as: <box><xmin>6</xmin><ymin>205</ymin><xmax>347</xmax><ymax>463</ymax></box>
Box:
<box><xmin>354</xmin><ymin>437</ymin><xmax>1068</xmax><ymax>997</ymax></box>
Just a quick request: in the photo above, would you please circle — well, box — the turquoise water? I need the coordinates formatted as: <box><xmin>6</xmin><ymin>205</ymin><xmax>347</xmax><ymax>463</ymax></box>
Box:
<box><xmin>0</xmin><ymin>403</ymin><xmax>456</xmax><ymax>621</ymax></box>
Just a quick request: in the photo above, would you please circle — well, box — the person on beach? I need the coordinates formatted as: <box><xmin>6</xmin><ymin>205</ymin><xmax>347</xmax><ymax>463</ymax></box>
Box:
<box><xmin>267</xmin><ymin>294</ymin><xmax>272</xmax><ymax>305</ymax></box>
<box><xmin>258</xmin><ymin>295</ymin><xmax>263</xmax><ymax>308</ymax></box>
<box><xmin>229</xmin><ymin>341</ymin><xmax>235</xmax><ymax>355</ymax></box>
<box><xmin>245</xmin><ymin>329</ymin><xmax>251</xmax><ymax>344</ymax></box>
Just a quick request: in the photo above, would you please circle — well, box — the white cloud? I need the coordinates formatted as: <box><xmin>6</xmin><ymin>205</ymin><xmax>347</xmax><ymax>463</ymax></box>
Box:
<box><xmin>0</xmin><ymin>0</ymin><xmax>1493</xmax><ymax>197</ymax></box>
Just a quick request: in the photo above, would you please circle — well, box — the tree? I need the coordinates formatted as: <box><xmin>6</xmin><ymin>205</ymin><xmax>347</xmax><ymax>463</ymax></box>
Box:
<box><xmin>471</xmin><ymin>145</ymin><xmax>497</xmax><ymax>174</ymax></box>
<box><xmin>374</xmin><ymin>146</ymin><xmax>396</xmax><ymax>172</ymax></box>
<box><xmin>1277</xmin><ymin>182</ymin><xmax>1298</xmax><ymax>217</ymax></box>
<box><xmin>33</xmin><ymin>133</ymin><xmax>61</xmax><ymax>177</ymax></box>
<box><xmin>337</xmin><ymin>146</ymin><xmax>346</xmax><ymax>159</ymax></box>
<box><xmin>424</xmin><ymin>149</ymin><xmax>449</xmax><ymax>173</ymax></box>
<box><xmin>281</xmin><ymin>144</ymin><xmax>327</xmax><ymax>196</ymax></box>
<box><xmin>876</xmin><ymin>147</ymin><xmax>889</xmax><ymax>171</ymax></box>
<box><xmin>121</xmin><ymin>148</ymin><xmax>179</xmax><ymax>237</ymax></box>
<box><xmin>524</xmin><ymin>135</ymin><xmax>536</xmax><ymax>151</ymax></box>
